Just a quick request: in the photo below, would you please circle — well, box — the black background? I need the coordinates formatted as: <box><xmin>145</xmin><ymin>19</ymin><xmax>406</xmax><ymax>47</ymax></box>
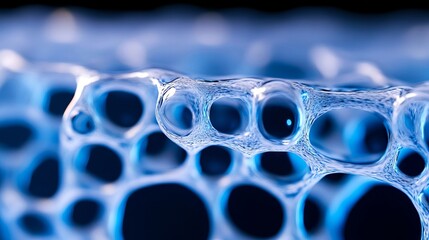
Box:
<box><xmin>0</xmin><ymin>1</ymin><xmax>428</xmax><ymax>13</ymax></box>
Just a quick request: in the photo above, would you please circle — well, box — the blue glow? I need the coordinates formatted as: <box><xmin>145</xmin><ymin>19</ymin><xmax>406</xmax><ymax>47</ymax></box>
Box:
<box><xmin>0</xmin><ymin>7</ymin><xmax>426</xmax><ymax>240</ymax></box>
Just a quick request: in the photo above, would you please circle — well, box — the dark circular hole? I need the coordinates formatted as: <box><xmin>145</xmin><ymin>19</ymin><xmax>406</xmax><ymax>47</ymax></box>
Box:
<box><xmin>71</xmin><ymin>112</ymin><xmax>95</xmax><ymax>134</ymax></box>
<box><xmin>256</xmin><ymin>151</ymin><xmax>308</xmax><ymax>182</ymax></box>
<box><xmin>145</xmin><ymin>132</ymin><xmax>169</xmax><ymax>156</ymax></box>
<box><xmin>259</xmin><ymin>152</ymin><xmax>293</xmax><ymax>176</ymax></box>
<box><xmin>226</xmin><ymin>184</ymin><xmax>285</xmax><ymax>238</ymax></box>
<box><xmin>344</xmin><ymin>185</ymin><xmax>421</xmax><ymax>240</ymax></box>
<box><xmin>121</xmin><ymin>183</ymin><xmax>210</xmax><ymax>240</ymax></box>
<box><xmin>303</xmin><ymin>197</ymin><xmax>322</xmax><ymax>234</ymax></box>
<box><xmin>397</xmin><ymin>149</ymin><xmax>426</xmax><ymax>177</ymax></box>
<box><xmin>198</xmin><ymin>145</ymin><xmax>232</xmax><ymax>177</ymax></box>
<box><xmin>259</xmin><ymin>96</ymin><xmax>298</xmax><ymax>140</ymax></box>
<box><xmin>139</xmin><ymin>132</ymin><xmax>187</xmax><ymax>174</ymax></box>
<box><xmin>26</xmin><ymin>156</ymin><xmax>60</xmax><ymax>198</ymax></box>
<box><xmin>68</xmin><ymin>198</ymin><xmax>102</xmax><ymax>228</ymax></box>
<box><xmin>45</xmin><ymin>89</ymin><xmax>74</xmax><ymax>117</ymax></box>
<box><xmin>0</xmin><ymin>122</ymin><xmax>33</xmax><ymax>150</ymax></box>
<box><xmin>209</xmin><ymin>98</ymin><xmax>246</xmax><ymax>135</ymax></box>
<box><xmin>363</xmin><ymin>121</ymin><xmax>388</xmax><ymax>154</ymax></box>
<box><xmin>77</xmin><ymin>144</ymin><xmax>122</xmax><ymax>183</ymax></box>
<box><xmin>19</xmin><ymin>213</ymin><xmax>51</xmax><ymax>236</ymax></box>
<box><xmin>102</xmin><ymin>90</ymin><xmax>144</xmax><ymax>128</ymax></box>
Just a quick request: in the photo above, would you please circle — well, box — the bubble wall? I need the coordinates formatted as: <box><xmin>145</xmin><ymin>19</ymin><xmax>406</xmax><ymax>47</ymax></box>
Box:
<box><xmin>0</xmin><ymin>6</ymin><xmax>428</xmax><ymax>240</ymax></box>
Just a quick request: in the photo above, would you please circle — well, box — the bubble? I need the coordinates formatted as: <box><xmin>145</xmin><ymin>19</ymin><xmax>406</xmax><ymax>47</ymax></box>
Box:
<box><xmin>310</xmin><ymin>108</ymin><xmax>388</xmax><ymax>164</ymax></box>
<box><xmin>120</xmin><ymin>183</ymin><xmax>210</xmax><ymax>240</ymax></box>
<box><xmin>31</xmin><ymin>41</ymin><xmax>429</xmax><ymax>240</ymax></box>
<box><xmin>255</xmin><ymin>151</ymin><xmax>309</xmax><ymax>183</ymax></box>
<box><xmin>23</xmin><ymin>155</ymin><xmax>60</xmax><ymax>198</ymax></box>
<box><xmin>99</xmin><ymin>90</ymin><xmax>144</xmax><ymax>129</ymax></box>
<box><xmin>71</xmin><ymin>111</ymin><xmax>95</xmax><ymax>134</ymax></box>
<box><xmin>75</xmin><ymin>144</ymin><xmax>123</xmax><ymax>183</ymax></box>
<box><xmin>158</xmin><ymin>88</ymin><xmax>198</xmax><ymax>136</ymax></box>
<box><xmin>45</xmin><ymin>88</ymin><xmax>74</xmax><ymax>117</ymax></box>
<box><xmin>197</xmin><ymin>145</ymin><xmax>233</xmax><ymax>176</ymax></box>
<box><xmin>135</xmin><ymin>131</ymin><xmax>187</xmax><ymax>174</ymax></box>
<box><xmin>66</xmin><ymin>198</ymin><xmax>102</xmax><ymax>228</ymax></box>
<box><xmin>396</xmin><ymin>148</ymin><xmax>426</xmax><ymax>177</ymax></box>
<box><xmin>224</xmin><ymin>184</ymin><xmax>285</xmax><ymax>238</ymax></box>
<box><xmin>343</xmin><ymin>185</ymin><xmax>421</xmax><ymax>240</ymax></box>
<box><xmin>0</xmin><ymin>122</ymin><xmax>33</xmax><ymax>150</ymax></box>
<box><xmin>303</xmin><ymin>197</ymin><xmax>323</xmax><ymax>234</ymax></box>
<box><xmin>209</xmin><ymin>97</ymin><xmax>248</xmax><ymax>135</ymax></box>
<box><xmin>258</xmin><ymin>96</ymin><xmax>299</xmax><ymax>141</ymax></box>
<box><xmin>18</xmin><ymin>213</ymin><xmax>52</xmax><ymax>236</ymax></box>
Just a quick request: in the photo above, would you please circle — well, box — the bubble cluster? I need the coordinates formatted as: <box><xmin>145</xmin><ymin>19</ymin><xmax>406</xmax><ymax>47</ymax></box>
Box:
<box><xmin>0</xmin><ymin>7</ymin><xmax>428</xmax><ymax>240</ymax></box>
<box><xmin>51</xmin><ymin>68</ymin><xmax>427</xmax><ymax>239</ymax></box>
<box><xmin>0</xmin><ymin>53</ymin><xmax>88</xmax><ymax>239</ymax></box>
